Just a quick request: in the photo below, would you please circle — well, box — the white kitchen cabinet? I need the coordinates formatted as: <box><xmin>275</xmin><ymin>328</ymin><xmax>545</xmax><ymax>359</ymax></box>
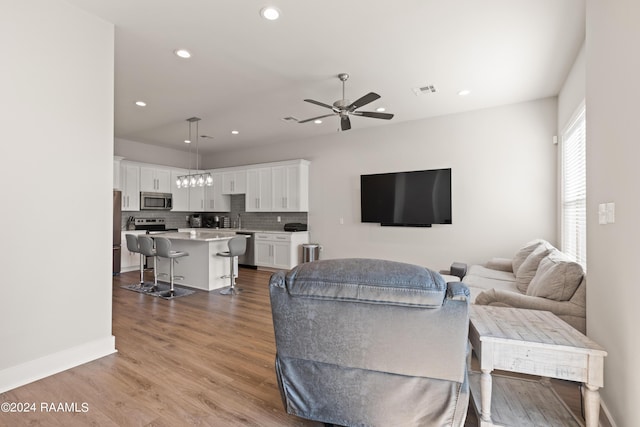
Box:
<box><xmin>121</xmin><ymin>230</ymin><xmax>146</xmax><ymax>272</ymax></box>
<box><xmin>272</xmin><ymin>160</ymin><xmax>309</xmax><ymax>212</ymax></box>
<box><xmin>189</xmin><ymin>185</ymin><xmax>205</xmax><ymax>212</ymax></box>
<box><xmin>120</xmin><ymin>162</ymin><xmax>140</xmax><ymax>211</ymax></box>
<box><xmin>222</xmin><ymin>169</ymin><xmax>247</xmax><ymax>194</ymax></box>
<box><xmin>204</xmin><ymin>172</ymin><xmax>230</xmax><ymax>212</ymax></box>
<box><xmin>246</xmin><ymin>167</ymin><xmax>273</xmax><ymax>212</ymax></box>
<box><xmin>254</xmin><ymin>232</ymin><xmax>309</xmax><ymax>269</ymax></box>
<box><xmin>140</xmin><ymin>166</ymin><xmax>171</xmax><ymax>193</ymax></box>
<box><xmin>171</xmin><ymin>169</ymin><xmax>190</xmax><ymax>211</ymax></box>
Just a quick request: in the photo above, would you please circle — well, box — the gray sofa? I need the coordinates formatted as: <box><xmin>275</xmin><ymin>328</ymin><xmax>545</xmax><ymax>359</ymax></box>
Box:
<box><xmin>270</xmin><ymin>258</ymin><xmax>471</xmax><ymax>427</ymax></box>
<box><xmin>460</xmin><ymin>239</ymin><xmax>586</xmax><ymax>333</ymax></box>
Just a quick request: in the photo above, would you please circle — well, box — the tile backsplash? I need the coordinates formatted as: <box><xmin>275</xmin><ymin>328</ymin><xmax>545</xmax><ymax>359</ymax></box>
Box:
<box><xmin>121</xmin><ymin>195</ymin><xmax>307</xmax><ymax>231</ymax></box>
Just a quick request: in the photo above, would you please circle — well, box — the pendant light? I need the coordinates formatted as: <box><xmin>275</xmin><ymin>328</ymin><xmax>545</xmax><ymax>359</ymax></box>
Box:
<box><xmin>175</xmin><ymin>117</ymin><xmax>213</xmax><ymax>188</ymax></box>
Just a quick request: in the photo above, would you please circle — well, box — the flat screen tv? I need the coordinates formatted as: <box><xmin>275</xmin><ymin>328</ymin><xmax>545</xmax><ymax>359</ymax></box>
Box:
<box><xmin>360</xmin><ymin>168</ymin><xmax>452</xmax><ymax>227</ymax></box>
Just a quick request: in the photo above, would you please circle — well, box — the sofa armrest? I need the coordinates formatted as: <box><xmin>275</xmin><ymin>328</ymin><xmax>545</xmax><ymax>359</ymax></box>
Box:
<box><xmin>475</xmin><ymin>288</ymin><xmax>585</xmax><ymax>318</ymax></box>
<box><xmin>485</xmin><ymin>257</ymin><xmax>513</xmax><ymax>272</ymax></box>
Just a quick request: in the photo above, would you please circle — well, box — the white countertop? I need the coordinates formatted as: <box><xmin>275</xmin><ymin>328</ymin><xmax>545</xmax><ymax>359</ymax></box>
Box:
<box><xmin>179</xmin><ymin>227</ymin><xmax>309</xmax><ymax>234</ymax></box>
<box><xmin>157</xmin><ymin>231</ymin><xmax>237</xmax><ymax>242</ymax></box>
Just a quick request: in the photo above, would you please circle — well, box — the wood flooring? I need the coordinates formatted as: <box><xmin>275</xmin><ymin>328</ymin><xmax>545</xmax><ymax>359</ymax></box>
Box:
<box><xmin>0</xmin><ymin>268</ymin><xmax>585</xmax><ymax>426</ymax></box>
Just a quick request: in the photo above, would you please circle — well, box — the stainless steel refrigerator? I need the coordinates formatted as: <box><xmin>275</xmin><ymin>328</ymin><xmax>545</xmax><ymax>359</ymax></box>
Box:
<box><xmin>113</xmin><ymin>190</ymin><xmax>122</xmax><ymax>275</ymax></box>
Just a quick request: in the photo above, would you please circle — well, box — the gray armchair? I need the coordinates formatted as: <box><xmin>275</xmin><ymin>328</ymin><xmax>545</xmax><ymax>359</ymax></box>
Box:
<box><xmin>269</xmin><ymin>258</ymin><xmax>470</xmax><ymax>427</ymax></box>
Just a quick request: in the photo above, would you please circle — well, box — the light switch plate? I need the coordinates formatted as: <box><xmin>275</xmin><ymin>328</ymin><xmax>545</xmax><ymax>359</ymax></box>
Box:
<box><xmin>598</xmin><ymin>204</ymin><xmax>607</xmax><ymax>225</ymax></box>
<box><xmin>606</xmin><ymin>202</ymin><xmax>615</xmax><ymax>223</ymax></box>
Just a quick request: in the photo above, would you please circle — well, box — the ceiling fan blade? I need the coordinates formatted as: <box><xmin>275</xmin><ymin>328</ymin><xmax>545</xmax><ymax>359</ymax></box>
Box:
<box><xmin>341</xmin><ymin>116</ymin><xmax>351</xmax><ymax>131</ymax></box>
<box><xmin>304</xmin><ymin>99</ymin><xmax>335</xmax><ymax>110</ymax></box>
<box><xmin>348</xmin><ymin>92</ymin><xmax>381</xmax><ymax>111</ymax></box>
<box><xmin>298</xmin><ymin>113</ymin><xmax>335</xmax><ymax>124</ymax></box>
<box><xmin>352</xmin><ymin>111</ymin><xmax>395</xmax><ymax>120</ymax></box>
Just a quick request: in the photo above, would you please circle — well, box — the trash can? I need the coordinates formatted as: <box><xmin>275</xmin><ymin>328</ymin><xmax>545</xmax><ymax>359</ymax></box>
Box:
<box><xmin>302</xmin><ymin>243</ymin><xmax>320</xmax><ymax>263</ymax></box>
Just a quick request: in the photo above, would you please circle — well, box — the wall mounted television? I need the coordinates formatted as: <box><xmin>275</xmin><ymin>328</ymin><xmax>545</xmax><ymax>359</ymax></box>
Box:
<box><xmin>360</xmin><ymin>168</ymin><xmax>452</xmax><ymax>227</ymax></box>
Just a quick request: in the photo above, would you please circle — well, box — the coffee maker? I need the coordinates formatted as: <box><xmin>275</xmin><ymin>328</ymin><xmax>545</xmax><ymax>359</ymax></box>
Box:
<box><xmin>204</xmin><ymin>215</ymin><xmax>220</xmax><ymax>228</ymax></box>
<box><xmin>188</xmin><ymin>214</ymin><xmax>202</xmax><ymax>228</ymax></box>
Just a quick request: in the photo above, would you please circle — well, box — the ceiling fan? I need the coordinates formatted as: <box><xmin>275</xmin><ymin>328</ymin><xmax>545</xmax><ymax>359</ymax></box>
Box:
<box><xmin>298</xmin><ymin>73</ymin><xmax>394</xmax><ymax>131</ymax></box>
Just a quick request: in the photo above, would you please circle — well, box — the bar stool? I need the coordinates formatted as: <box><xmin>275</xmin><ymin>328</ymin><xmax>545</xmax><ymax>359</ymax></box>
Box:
<box><xmin>137</xmin><ymin>235</ymin><xmax>159</xmax><ymax>292</ymax></box>
<box><xmin>125</xmin><ymin>234</ymin><xmax>145</xmax><ymax>288</ymax></box>
<box><xmin>217</xmin><ymin>236</ymin><xmax>247</xmax><ymax>295</ymax></box>
<box><xmin>154</xmin><ymin>237</ymin><xmax>189</xmax><ymax>298</ymax></box>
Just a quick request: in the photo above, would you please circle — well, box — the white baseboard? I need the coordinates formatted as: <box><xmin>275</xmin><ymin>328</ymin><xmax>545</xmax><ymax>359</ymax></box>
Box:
<box><xmin>0</xmin><ymin>336</ymin><xmax>117</xmax><ymax>393</ymax></box>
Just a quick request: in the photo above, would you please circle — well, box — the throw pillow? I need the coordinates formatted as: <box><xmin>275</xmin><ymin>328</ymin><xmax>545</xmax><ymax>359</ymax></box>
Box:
<box><xmin>515</xmin><ymin>244</ymin><xmax>550</xmax><ymax>293</ymax></box>
<box><xmin>527</xmin><ymin>251</ymin><xmax>584</xmax><ymax>301</ymax></box>
<box><xmin>512</xmin><ymin>239</ymin><xmax>546</xmax><ymax>274</ymax></box>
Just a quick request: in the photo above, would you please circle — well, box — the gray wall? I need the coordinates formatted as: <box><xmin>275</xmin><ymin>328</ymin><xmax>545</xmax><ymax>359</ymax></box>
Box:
<box><xmin>586</xmin><ymin>1</ymin><xmax>640</xmax><ymax>425</ymax></box>
<box><xmin>204</xmin><ymin>97</ymin><xmax>558</xmax><ymax>272</ymax></box>
<box><xmin>0</xmin><ymin>0</ymin><xmax>115</xmax><ymax>391</ymax></box>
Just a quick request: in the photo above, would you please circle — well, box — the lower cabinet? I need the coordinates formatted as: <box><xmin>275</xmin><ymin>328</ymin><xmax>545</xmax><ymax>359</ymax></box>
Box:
<box><xmin>255</xmin><ymin>232</ymin><xmax>309</xmax><ymax>270</ymax></box>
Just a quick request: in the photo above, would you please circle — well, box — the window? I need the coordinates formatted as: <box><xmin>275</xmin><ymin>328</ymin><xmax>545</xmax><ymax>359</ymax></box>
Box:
<box><xmin>561</xmin><ymin>102</ymin><xmax>586</xmax><ymax>267</ymax></box>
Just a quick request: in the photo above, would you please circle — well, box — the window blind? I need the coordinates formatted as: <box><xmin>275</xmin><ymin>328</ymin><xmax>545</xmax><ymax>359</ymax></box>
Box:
<box><xmin>561</xmin><ymin>103</ymin><xmax>587</xmax><ymax>268</ymax></box>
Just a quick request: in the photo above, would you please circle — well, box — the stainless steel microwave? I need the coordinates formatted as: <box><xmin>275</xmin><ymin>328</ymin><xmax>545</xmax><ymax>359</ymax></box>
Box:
<box><xmin>140</xmin><ymin>192</ymin><xmax>173</xmax><ymax>210</ymax></box>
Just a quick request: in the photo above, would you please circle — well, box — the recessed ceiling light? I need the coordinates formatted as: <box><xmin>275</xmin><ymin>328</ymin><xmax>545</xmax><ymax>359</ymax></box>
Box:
<box><xmin>231</xmin><ymin>130</ymin><xmax>239</xmax><ymax>135</ymax></box>
<box><xmin>260</xmin><ymin>6</ymin><xmax>280</xmax><ymax>20</ymax></box>
<box><xmin>184</xmin><ymin>139</ymin><xmax>191</xmax><ymax>144</ymax></box>
<box><xmin>135</xmin><ymin>101</ymin><xmax>147</xmax><ymax>107</ymax></box>
<box><xmin>458</xmin><ymin>89</ymin><xmax>471</xmax><ymax>96</ymax></box>
<box><xmin>375</xmin><ymin>107</ymin><xmax>386</xmax><ymax>112</ymax></box>
<box><xmin>174</xmin><ymin>49</ymin><xmax>191</xmax><ymax>59</ymax></box>
<box><xmin>314</xmin><ymin>119</ymin><xmax>322</xmax><ymax>124</ymax></box>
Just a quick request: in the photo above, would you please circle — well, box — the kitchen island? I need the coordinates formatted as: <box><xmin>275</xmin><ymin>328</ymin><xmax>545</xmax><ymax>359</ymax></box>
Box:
<box><xmin>154</xmin><ymin>231</ymin><xmax>240</xmax><ymax>291</ymax></box>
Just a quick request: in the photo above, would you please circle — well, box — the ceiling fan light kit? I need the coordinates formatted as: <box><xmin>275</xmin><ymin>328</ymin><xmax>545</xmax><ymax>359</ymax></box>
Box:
<box><xmin>299</xmin><ymin>73</ymin><xmax>394</xmax><ymax>131</ymax></box>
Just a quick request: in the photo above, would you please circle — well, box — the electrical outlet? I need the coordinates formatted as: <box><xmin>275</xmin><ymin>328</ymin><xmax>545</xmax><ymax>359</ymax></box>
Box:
<box><xmin>277</xmin><ymin>216</ymin><xmax>281</xmax><ymax>222</ymax></box>
<box><xmin>339</xmin><ymin>217</ymin><xmax>344</xmax><ymax>225</ymax></box>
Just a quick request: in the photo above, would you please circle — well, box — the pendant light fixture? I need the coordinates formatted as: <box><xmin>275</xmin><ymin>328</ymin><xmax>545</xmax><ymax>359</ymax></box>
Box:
<box><xmin>176</xmin><ymin>117</ymin><xmax>213</xmax><ymax>188</ymax></box>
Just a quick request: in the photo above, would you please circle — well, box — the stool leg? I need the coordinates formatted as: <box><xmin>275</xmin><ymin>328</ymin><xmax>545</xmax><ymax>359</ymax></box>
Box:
<box><xmin>139</xmin><ymin>253</ymin><xmax>145</xmax><ymax>287</ymax></box>
<box><xmin>169</xmin><ymin>258</ymin><xmax>175</xmax><ymax>297</ymax></box>
<box><xmin>150</xmin><ymin>255</ymin><xmax>158</xmax><ymax>292</ymax></box>
<box><xmin>220</xmin><ymin>256</ymin><xmax>242</xmax><ymax>295</ymax></box>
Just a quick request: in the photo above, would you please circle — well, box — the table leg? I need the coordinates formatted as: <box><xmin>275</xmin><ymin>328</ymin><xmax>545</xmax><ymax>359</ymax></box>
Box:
<box><xmin>583</xmin><ymin>383</ymin><xmax>601</xmax><ymax>427</ymax></box>
<box><xmin>480</xmin><ymin>368</ymin><xmax>493</xmax><ymax>423</ymax></box>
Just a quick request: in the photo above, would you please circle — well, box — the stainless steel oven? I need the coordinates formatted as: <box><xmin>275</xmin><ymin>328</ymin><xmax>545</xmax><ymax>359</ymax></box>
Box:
<box><xmin>140</xmin><ymin>192</ymin><xmax>172</xmax><ymax>210</ymax></box>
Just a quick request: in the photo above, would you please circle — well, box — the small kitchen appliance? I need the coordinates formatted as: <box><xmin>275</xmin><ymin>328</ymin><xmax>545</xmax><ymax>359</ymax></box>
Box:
<box><xmin>189</xmin><ymin>214</ymin><xmax>202</xmax><ymax>228</ymax></box>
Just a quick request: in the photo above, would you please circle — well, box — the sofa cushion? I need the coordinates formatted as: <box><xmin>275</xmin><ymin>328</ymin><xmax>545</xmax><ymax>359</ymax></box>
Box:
<box><xmin>526</xmin><ymin>250</ymin><xmax>584</xmax><ymax>301</ymax></box>
<box><xmin>512</xmin><ymin>239</ymin><xmax>547</xmax><ymax>274</ymax></box>
<box><xmin>515</xmin><ymin>244</ymin><xmax>551</xmax><ymax>293</ymax></box>
<box><xmin>462</xmin><ymin>273</ymin><xmax>520</xmax><ymax>303</ymax></box>
<box><xmin>467</xmin><ymin>265</ymin><xmax>515</xmax><ymax>282</ymax></box>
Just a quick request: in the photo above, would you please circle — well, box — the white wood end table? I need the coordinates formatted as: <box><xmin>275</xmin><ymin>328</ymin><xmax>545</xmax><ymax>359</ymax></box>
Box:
<box><xmin>468</xmin><ymin>305</ymin><xmax>607</xmax><ymax>427</ymax></box>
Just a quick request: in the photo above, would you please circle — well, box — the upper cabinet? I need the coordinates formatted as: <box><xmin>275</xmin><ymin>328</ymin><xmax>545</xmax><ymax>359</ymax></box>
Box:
<box><xmin>120</xmin><ymin>162</ymin><xmax>140</xmax><ymax>211</ymax></box>
<box><xmin>204</xmin><ymin>172</ymin><xmax>231</xmax><ymax>212</ymax></box>
<box><xmin>170</xmin><ymin>169</ymin><xmax>190</xmax><ymax>212</ymax></box>
<box><xmin>140</xmin><ymin>166</ymin><xmax>171</xmax><ymax>193</ymax></box>
<box><xmin>222</xmin><ymin>169</ymin><xmax>247</xmax><ymax>194</ymax></box>
<box><xmin>246</xmin><ymin>167</ymin><xmax>273</xmax><ymax>212</ymax></box>
<box><xmin>272</xmin><ymin>160</ymin><xmax>309</xmax><ymax>212</ymax></box>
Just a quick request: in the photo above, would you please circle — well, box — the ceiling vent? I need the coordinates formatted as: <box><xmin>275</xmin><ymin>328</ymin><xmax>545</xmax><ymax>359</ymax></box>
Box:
<box><xmin>281</xmin><ymin>116</ymin><xmax>300</xmax><ymax>123</ymax></box>
<box><xmin>412</xmin><ymin>85</ymin><xmax>437</xmax><ymax>96</ymax></box>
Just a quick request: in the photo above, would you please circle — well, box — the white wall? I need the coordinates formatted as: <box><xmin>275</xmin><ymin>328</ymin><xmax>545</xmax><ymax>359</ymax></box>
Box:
<box><xmin>0</xmin><ymin>0</ymin><xmax>115</xmax><ymax>391</ymax></box>
<box><xmin>115</xmin><ymin>138</ymin><xmax>200</xmax><ymax>169</ymax></box>
<box><xmin>586</xmin><ymin>1</ymin><xmax>640</xmax><ymax>425</ymax></box>
<box><xmin>558</xmin><ymin>42</ymin><xmax>586</xmax><ymax>130</ymax></box>
<box><xmin>205</xmin><ymin>98</ymin><xmax>558</xmax><ymax>271</ymax></box>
